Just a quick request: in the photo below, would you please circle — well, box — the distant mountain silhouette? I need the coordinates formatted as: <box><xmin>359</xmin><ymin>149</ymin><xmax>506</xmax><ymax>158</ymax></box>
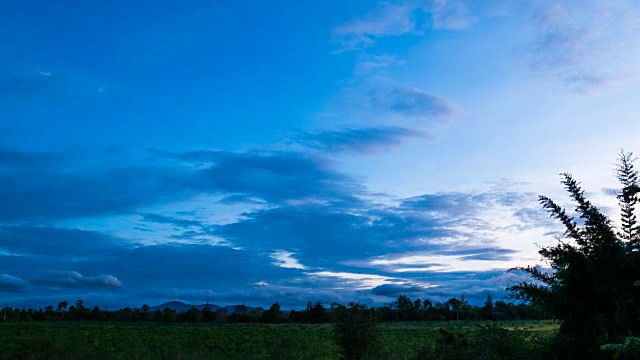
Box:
<box><xmin>149</xmin><ymin>301</ymin><xmax>255</xmax><ymax>313</ymax></box>
<box><xmin>149</xmin><ymin>301</ymin><xmax>218</xmax><ymax>312</ymax></box>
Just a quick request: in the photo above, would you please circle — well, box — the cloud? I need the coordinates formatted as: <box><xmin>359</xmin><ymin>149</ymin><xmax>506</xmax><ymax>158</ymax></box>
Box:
<box><xmin>370</xmin><ymin>86</ymin><xmax>456</xmax><ymax>120</ymax></box>
<box><xmin>0</xmin><ymin>274</ymin><xmax>28</xmax><ymax>293</ymax></box>
<box><xmin>0</xmin><ymin>217</ymin><xmax>542</xmax><ymax>306</ymax></box>
<box><xmin>218</xmin><ymin>194</ymin><xmax>265</xmax><ymax>205</ymax></box>
<box><xmin>332</xmin><ymin>3</ymin><xmax>419</xmax><ymax>52</ymax></box>
<box><xmin>192</xmin><ymin>151</ymin><xmax>364</xmax><ymax>205</ymax></box>
<box><xmin>371</xmin><ymin>283</ymin><xmax>425</xmax><ymax>296</ymax></box>
<box><xmin>305</xmin><ymin>271</ymin><xmax>406</xmax><ymax>290</ymax></box>
<box><xmin>366</xmin><ymin>249</ymin><xmax>520</xmax><ymax>273</ymax></box>
<box><xmin>31</xmin><ymin>271</ymin><xmax>122</xmax><ymax>289</ymax></box>
<box><xmin>0</xmin><ymin>165</ymin><xmax>194</xmax><ymax>222</ymax></box>
<box><xmin>151</xmin><ymin>149</ymin><xmax>364</xmax><ymax>204</ymax></box>
<box><xmin>0</xmin><ymin>141</ymin><xmax>552</xmax><ymax>306</ymax></box>
<box><xmin>356</xmin><ymin>54</ymin><xmax>405</xmax><ymax>73</ymax></box>
<box><xmin>400</xmin><ymin>190</ymin><xmax>535</xmax><ymax>223</ymax></box>
<box><xmin>270</xmin><ymin>250</ymin><xmax>307</xmax><ymax>270</ymax></box>
<box><xmin>140</xmin><ymin>213</ymin><xmax>204</xmax><ymax>228</ymax></box>
<box><xmin>436</xmin><ymin>247</ymin><xmax>518</xmax><ymax>261</ymax></box>
<box><xmin>429</xmin><ymin>0</ymin><xmax>471</xmax><ymax>29</ymax></box>
<box><xmin>212</xmin><ymin>202</ymin><xmax>457</xmax><ymax>262</ymax></box>
<box><xmin>512</xmin><ymin>207</ymin><xmax>559</xmax><ymax>231</ymax></box>
<box><xmin>0</xmin><ymin>226</ymin><xmax>124</xmax><ymax>256</ymax></box>
<box><xmin>0</xmin><ymin>148</ymin><xmax>364</xmax><ymax>222</ymax></box>
<box><xmin>331</xmin><ymin>1</ymin><xmax>471</xmax><ymax>52</ymax></box>
<box><xmin>334</xmin><ymin>3</ymin><xmax>418</xmax><ymax>37</ymax></box>
<box><xmin>295</xmin><ymin>127</ymin><xmax>427</xmax><ymax>154</ymax></box>
<box><xmin>0</xmin><ymin>225</ymin><xmax>310</xmax><ymax>306</ymax></box>
<box><xmin>601</xmin><ymin>187</ymin><xmax>618</xmax><ymax>197</ymax></box>
<box><xmin>528</xmin><ymin>2</ymin><xmax>640</xmax><ymax>90</ymax></box>
<box><xmin>363</xmin><ymin>270</ymin><xmax>539</xmax><ymax>303</ymax></box>
<box><xmin>386</xmin><ymin>87</ymin><xmax>456</xmax><ymax>118</ymax></box>
<box><xmin>212</xmin><ymin>186</ymin><xmax>540</xmax><ymax>268</ymax></box>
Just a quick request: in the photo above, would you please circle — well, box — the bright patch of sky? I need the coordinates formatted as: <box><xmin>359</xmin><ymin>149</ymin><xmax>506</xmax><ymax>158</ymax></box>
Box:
<box><xmin>1</xmin><ymin>0</ymin><xmax>639</xmax><ymax>308</ymax></box>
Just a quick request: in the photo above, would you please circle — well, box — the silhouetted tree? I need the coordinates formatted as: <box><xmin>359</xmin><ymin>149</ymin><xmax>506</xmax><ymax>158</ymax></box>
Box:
<box><xmin>262</xmin><ymin>302</ymin><xmax>282</xmax><ymax>323</ymax></box>
<box><xmin>302</xmin><ymin>301</ymin><xmax>329</xmax><ymax>323</ymax></box>
<box><xmin>481</xmin><ymin>293</ymin><xmax>493</xmax><ymax>320</ymax></box>
<box><xmin>446</xmin><ymin>297</ymin><xmax>463</xmax><ymax>321</ymax></box>
<box><xmin>215</xmin><ymin>308</ymin><xmax>228</xmax><ymax>323</ymax></box>
<box><xmin>616</xmin><ymin>151</ymin><xmax>640</xmax><ymax>246</ymax></box>
<box><xmin>335</xmin><ymin>303</ymin><xmax>380</xmax><ymax>360</ymax></box>
<box><xmin>509</xmin><ymin>151</ymin><xmax>640</xmax><ymax>359</ymax></box>
<box><xmin>57</xmin><ymin>301</ymin><xmax>68</xmax><ymax>313</ymax></box>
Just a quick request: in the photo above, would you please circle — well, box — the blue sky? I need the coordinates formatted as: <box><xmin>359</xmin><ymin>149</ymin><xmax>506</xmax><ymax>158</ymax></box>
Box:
<box><xmin>2</xmin><ymin>0</ymin><xmax>640</xmax><ymax>309</ymax></box>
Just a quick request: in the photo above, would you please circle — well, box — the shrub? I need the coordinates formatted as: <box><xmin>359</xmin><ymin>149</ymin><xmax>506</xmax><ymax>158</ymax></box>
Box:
<box><xmin>334</xmin><ymin>303</ymin><xmax>380</xmax><ymax>360</ymax></box>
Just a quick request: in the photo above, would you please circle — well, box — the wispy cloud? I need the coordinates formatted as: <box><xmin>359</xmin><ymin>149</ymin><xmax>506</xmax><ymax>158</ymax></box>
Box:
<box><xmin>306</xmin><ymin>271</ymin><xmax>414</xmax><ymax>290</ymax></box>
<box><xmin>32</xmin><ymin>271</ymin><xmax>123</xmax><ymax>289</ymax></box>
<box><xmin>326</xmin><ymin>82</ymin><xmax>457</xmax><ymax>130</ymax></box>
<box><xmin>375</xmin><ymin>86</ymin><xmax>456</xmax><ymax>119</ymax></box>
<box><xmin>430</xmin><ymin>0</ymin><xmax>471</xmax><ymax>30</ymax></box>
<box><xmin>332</xmin><ymin>0</ymin><xmax>471</xmax><ymax>53</ymax></box>
<box><xmin>356</xmin><ymin>54</ymin><xmax>405</xmax><ymax>74</ymax></box>
<box><xmin>295</xmin><ymin>126</ymin><xmax>428</xmax><ymax>154</ymax></box>
<box><xmin>371</xmin><ymin>283</ymin><xmax>425</xmax><ymax>296</ymax></box>
<box><xmin>0</xmin><ymin>148</ymin><xmax>363</xmax><ymax>222</ymax></box>
<box><xmin>0</xmin><ymin>274</ymin><xmax>28</xmax><ymax>293</ymax></box>
<box><xmin>270</xmin><ymin>250</ymin><xmax>307</xmax><ymax>270</ymax></box>
<box><xmin>0</xmin><ymin>165</ymin><xmax>193</xmax><ymax>222</ymax></box>
<box><xmin>332</xmin><ymin>3</ymin><xmax>419</xmax><ymax>52</ymax></box>
<box><xmin>140</xmin><ymin>213</ymin><xmax>204</xmax><ymax>228</ymax></box>
<box><xmin>0</xmin><ymin>226</ymin><xmax>124</xmax><ymax>256</ymax></box>
<box><xmin>528</xmin><ymin>2</ymin><xmax>640</xmax><ymax>91</ymax></box>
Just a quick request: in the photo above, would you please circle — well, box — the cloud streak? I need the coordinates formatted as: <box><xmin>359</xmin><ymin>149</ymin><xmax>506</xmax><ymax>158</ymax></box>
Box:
<box><xmin>0</xmin><ymin>274</ymin><xmax>28</xmax><ymax>293</ymax></box>
<box><xmin>332</xmin><ymin>3</ymin><xmax>419</xmax><ymax>52</ymax></box>
<box><xmin>31</xmin><ymin>271</ymin><xmax>122</xmax><ymax>289</ymax></box>
<box><xmin>528</xmin><ymin>2</ymin><xmax>640</xmax><ymax>90</ymax></box>
<box><xmin>331</xmin><ymin>1</ymin><xmax>471</xmax><ymax>52</ymax></box>
<box><xmin>295</xmin><ymin>126</ymin><xmax>427</xmax><ymax>154</ymax></box>
<box><xmin>379</xmin><ymin>86</ymin><xmax>456</xmax><ymax>119</ymax></box>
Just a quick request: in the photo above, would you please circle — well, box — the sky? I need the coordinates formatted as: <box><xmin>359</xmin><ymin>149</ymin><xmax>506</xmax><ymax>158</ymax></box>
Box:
<box><xmin>1</xmin><ymin>0</ymin><xmax>640</xmax><ymax>309</ymax></box>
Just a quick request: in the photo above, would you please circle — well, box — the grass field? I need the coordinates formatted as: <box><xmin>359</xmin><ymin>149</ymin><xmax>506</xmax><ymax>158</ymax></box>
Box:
<box><xmin>0</xmin><ymin>321</ymin><xmax>558</xmax><ymax>360</ymax></box>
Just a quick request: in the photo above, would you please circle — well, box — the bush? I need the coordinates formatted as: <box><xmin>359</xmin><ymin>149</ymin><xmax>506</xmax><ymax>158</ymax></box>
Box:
<box><xmin>601</xmin><ymin>337</ymin><xmax>640</xmax><ymax>360</ymax></box>
<box><xmin>334</xmin><ymin>303</ymin><xmax>381</xmax><ymax>360</ymax></box>
<box><xmin>415</xmin><ymin>325</ymin><xmax>549</xmax><ymax>360</ymax></box>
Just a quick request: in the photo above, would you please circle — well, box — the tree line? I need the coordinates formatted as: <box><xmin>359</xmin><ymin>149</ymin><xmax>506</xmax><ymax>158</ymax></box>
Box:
<box><xmin>0</xmin><ymin>294</ymin><xmax>548</xmax><ymax>324</ymax></box>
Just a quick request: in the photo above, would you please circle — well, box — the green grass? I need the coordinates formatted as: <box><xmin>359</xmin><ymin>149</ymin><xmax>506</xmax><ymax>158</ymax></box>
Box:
<box><xmin>378</xmin><ymin>321</ymin><xmax>558</xmax><ymax>359</ymax></box>
<box><xmin>0</xmin><ymin>321</ymin><xmax>558</xmax><ymax>360</ymax></box>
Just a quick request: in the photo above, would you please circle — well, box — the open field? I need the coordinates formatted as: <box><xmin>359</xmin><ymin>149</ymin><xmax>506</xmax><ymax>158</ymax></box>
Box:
<box><xmin>0</xmin><ymin>321</ymin><xmax>558</xmax><ymax>360</ymax></box>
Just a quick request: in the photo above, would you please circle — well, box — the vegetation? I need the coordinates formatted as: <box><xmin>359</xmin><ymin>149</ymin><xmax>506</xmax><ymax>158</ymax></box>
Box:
<box><xmin>509</xmin><ymin>151</ymin><xmax>640</xmax><ymax>359</ymax></box>
<box><xmin>0</xmin><ymin>321</ymin><xmax>556</xmax><ymax>360</ymax></box>
<box><xmin>601</xmin><ymin>337</ymin><xmax>640</xmax><ymax>360</ymax></box>
<box><xmin>334</xmin><ymin>303</ymin><xmax>381</xmax><ymax>359</ymax></box>
<box><xmin>0</xmin><ymin>294</ymin><xmax>548</xmax><ymax>324</ymax></box>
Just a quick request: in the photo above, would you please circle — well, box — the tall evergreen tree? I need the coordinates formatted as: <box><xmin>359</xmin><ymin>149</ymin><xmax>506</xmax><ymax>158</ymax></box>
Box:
<box><xmin>616</xmin><ymin>151</ymin><xmax>640</xmax><ymax>247</ymax></box>
<box><xmin>508</xmin><ymin>152</ymin><xmax>640</xmax><ymax>359</ymax></box>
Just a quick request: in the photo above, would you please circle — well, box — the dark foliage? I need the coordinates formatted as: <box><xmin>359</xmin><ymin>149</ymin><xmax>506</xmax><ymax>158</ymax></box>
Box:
<box><xmin>0</xmin><ymin>293</ymin><xmax>549</xmax><ymax>325</ymax></box>
<box><xmin>334</xmin><ymin>303</ymin><xmax>381</xmax><ymax>360</ymax></box>
<box><xmin>509</xmin><ymin>151</ymin><xmax>640</xmax><ymax>359</ymax></box>
<box><xmin>414</xmin><ymin>324</ymin><xmax>548</xmax><ymax>360</ymax></box>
